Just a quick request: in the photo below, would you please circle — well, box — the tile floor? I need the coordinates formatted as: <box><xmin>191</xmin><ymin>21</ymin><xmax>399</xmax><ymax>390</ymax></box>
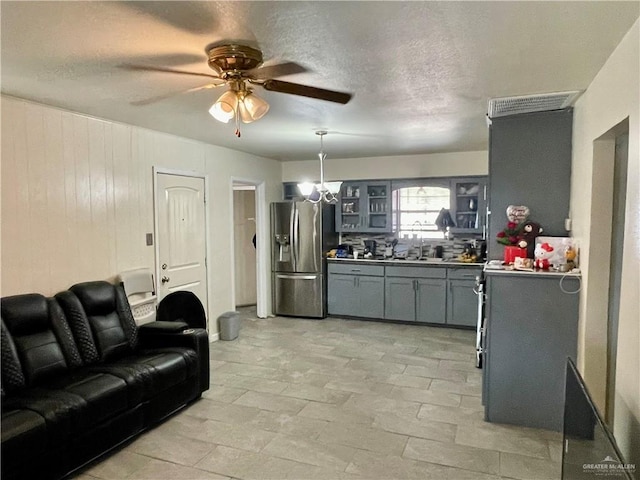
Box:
<box><xmin>73</xmin><ymin>308</ymin><xmax>562</xmax><ymax>480</ymax></box>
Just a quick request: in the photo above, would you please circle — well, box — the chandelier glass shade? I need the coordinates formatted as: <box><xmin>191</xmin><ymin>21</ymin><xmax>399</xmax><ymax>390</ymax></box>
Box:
<box><xmin>298</xmin><ymin>132</ymin><xmax>342</xmax><ymax>203</ymax></box>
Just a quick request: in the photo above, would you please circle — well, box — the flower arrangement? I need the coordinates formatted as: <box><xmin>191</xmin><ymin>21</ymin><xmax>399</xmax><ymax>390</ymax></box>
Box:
<box><xmin>496</xmin><ymin>221</ymin><xmax>522</xmax><ymax>246</ymax></box>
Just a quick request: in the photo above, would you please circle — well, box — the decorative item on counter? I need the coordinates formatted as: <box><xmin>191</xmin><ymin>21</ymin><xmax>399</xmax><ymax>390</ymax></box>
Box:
<box><xmin>458</xmin><ymin>243</ymin><xmax>478</xmax><ymax>263</ymax></box>
<box><xmin>326</xmin><ymin>249</ymin><xmax>337</xmax><ymax>258</ymax></box>
<box><xmin>504</xmin><ymin>245</ymin><xmax>528</xmax><ymax>265</ymax></box>
<box><xmin>336</xmin><ymin>244</ymin><xmax>353</xmax><ymax>258</ymax></box>
<box><xmin>565</xmin><ymin>245</ymin><xmax>578</xmax><ymax>269</ymax></box>
<box><xmin>497</xmin><ymin>205</ymin><xmax>530</xmax><ymax>247</ymax></box>
<box><xmin>506</xmin><ymin>205</ymin><xmax>530</xmax><ymax>224</ymax></box>
<box><xmin>496</xmin><ymin>204</ymin><xmax>545</xmax><ymax>263</ymax></box>
<box><xmin>516</xmin><ymin>221</ymin><xmax>544</xmax><ymax>258</ymax></box>
<box><xmin>514</xmin><ymin>257</ymin><xmax>534</xmax><ymax>271</ymax></box>
<box><xmin>534</xmin><ymin>242</ymin><xmax>555</xmax><ymax>269</ymax></box>
<box><xmin>536</xmin><ymin>236</ymin><xmax>578</xmax><ymax>270</ymax></box>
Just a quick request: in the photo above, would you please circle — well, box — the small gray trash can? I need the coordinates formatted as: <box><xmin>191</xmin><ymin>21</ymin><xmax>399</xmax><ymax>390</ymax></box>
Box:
<box><xmin>218</xmin><ymin>311</ymin><xmax>240</xmax><ymax>341</ymax></box>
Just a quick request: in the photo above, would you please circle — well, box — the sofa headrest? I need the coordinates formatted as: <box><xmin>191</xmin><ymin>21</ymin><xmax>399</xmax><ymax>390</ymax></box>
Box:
<box><xmin>1</xmin><ymin>294</ymin><xmax>50</xmax><ymax>336</ymax></box>
<box><xmin>70</xmin><ymin>281</ymin><xmax>116</xmax><ymax>316</ymax></box>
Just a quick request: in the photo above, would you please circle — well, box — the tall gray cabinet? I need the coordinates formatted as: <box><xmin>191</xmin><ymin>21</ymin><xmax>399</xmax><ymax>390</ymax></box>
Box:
<box><xmin>488</xmin><ymin>109</ymin><xmax>573</xmax><ymax>259</ymax></box>
<box><xmin>484</xmin><ymin>107</ymin><xmax>578</xmax><ymax>431</ymax></box>
<box><xmin>483</xmin><ymin>272</ymin><xmax>579</xmax><ymax>431</ymax></box>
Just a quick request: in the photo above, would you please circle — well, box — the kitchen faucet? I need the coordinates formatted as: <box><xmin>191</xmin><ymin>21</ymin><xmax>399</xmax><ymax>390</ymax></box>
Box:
<box><xmin>412</xmin><ymin>221</ymin><xmax>425</xmax><ymax>258</ymax></box>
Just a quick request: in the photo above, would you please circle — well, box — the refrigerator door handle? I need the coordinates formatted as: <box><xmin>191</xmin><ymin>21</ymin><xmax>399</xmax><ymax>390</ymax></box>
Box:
<box><xmin>277</xmin><ymin>274</ymin><xmax>318</xmax><ymax>280</ymax></box>
<box><xmin>289</xmin><ymin>203</ymin><xmax>297</xmax><ymax>269</ymax></box>
<box><xmin>293</xmin><ymin>206</ymin><xmax>300</xmax><ymax>269</ymax></box>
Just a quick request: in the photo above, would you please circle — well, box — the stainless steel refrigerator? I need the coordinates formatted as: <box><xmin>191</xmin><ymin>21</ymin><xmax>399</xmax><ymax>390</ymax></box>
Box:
<box><xmin>271</xmin><ymin>201</ymin><xmax>338</xmax><ymax>318</ymax></box>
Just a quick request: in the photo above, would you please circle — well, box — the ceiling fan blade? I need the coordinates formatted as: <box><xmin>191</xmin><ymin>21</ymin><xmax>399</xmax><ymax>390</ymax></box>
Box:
<box><xmin>131</xmin><ymin>83</ymin><xmax>223</xmax><ymax>106</ymax></box>
<box><xmin>247</xmin><ymin>62</ymin><xmax>308</xmax><ymax>80</ymax></box>
<box><xmin>261</xmin><ymin>79</ymin><xmax>352</xmax><ymax>104</ymax></box>
<box><xmin>119</xmin><ymin>63</ymin><xmax>221</xmax><ymax>80</ymax></box>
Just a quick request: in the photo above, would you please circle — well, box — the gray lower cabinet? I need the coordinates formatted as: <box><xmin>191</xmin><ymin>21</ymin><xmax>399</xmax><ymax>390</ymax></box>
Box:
<box><xmin>385</xmin><ymin>266</ymin><xmax>447</xmax><ymax>324</ymax></box>
<box><xmin>484</xmin><ymin>272</ymin><xmax>579</xmax><ymax>431</ymax></box>
<box><xmin>447</xmin><ymin>280</ymin><xmax>477</xmax><ymax>327</ymax></box>
<box><xmin>384</xmin><ymin>277</ymin><xmax>415</xmax><ymax>321</ymax></box>
<box><xmin>446</xmin><ymin>268</ymin><xmax>482</xmax><ymax>327</ymax></box>
<box><xmin>329</xmin><ymin>262</ymin><xmax>480</xmax><ymax>327</ymax></box>
<box><xmin>416</xmin><ymin>279</ymin><xmax>447</xmax><ymax>324</ymax></box>
<box><xmin>327</xmin><ymin>264</ymin><xmax>385</xmax><ymax>318</ymax></box>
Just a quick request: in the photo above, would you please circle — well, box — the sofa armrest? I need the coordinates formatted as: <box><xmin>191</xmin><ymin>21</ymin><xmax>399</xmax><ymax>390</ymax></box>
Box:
<box><xmin>138</xmin><ymin>321</ymin><xmax>189</xmax><ymax>334</ymax></box>
<box><xmin>138</xmin><ymin>327</ymin><xmax>210</xmax><ymax>394</ymax></box>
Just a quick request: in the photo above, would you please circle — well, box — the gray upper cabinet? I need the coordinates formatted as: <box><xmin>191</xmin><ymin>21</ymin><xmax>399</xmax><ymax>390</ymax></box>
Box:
<box><xmin>450</xmin><ymin>177</ymin><xmax>488</xmax><ymax>237</ymax></box>
<box><xmin>336</xmin><ymin>181</ymin><xmax>391</xmax><ymax>233</ymax></box>
<box><xmin>488</xmin><ymin>109</ymin><xmax>573</xmax><ymax>259</ymax></box>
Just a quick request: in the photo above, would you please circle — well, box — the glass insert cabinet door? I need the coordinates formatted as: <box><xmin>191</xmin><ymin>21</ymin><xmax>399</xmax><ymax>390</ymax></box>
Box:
<box><xmin>339</xmin><ymin>181</ymin><xmax>361</xmax><ymax>230</ymax></box>
<box><xmin>336</xmin><ymin>181</ymin><xmax>391</xmax><ymax>233</ymax></box>
<box><xmin>450</xmin><ymin>178</ymin><xmax>487</xmax><ymax>236</ymax></box>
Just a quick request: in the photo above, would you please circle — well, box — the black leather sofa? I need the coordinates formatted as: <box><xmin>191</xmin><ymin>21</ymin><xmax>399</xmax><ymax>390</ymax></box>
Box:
<box><xmin>1</xmin><ymin>281</ymin><xmax>209</xmax><ymax>480</ymax></box>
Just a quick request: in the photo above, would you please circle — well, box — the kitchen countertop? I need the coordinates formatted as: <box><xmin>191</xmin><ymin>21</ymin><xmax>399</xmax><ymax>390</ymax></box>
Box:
<box><xmin>327</xmin><ymin>257</ymin><xmax>582</xmax><ymax>276</ymax></box>
<box><xmin>484</xmin><ymin>264</ymin><xmax>582</xmax><ymax>277</ymax></box>
<box><xmin>326</xmin><ymin>257</ymin><xmax>484</xmax><ymax>268</ymax></box>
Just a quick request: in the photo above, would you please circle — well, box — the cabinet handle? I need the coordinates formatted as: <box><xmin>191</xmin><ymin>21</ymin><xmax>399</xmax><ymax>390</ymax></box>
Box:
<box><xmin>350</xmin><ymin>269</ymin><xmax>362</xmax><ymax>272</ymax></box>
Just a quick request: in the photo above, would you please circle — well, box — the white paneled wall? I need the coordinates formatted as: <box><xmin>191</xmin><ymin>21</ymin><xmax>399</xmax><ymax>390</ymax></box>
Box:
<box><xmin>1</xmin><ymin>96</ymin><xmax>282</xmax><ymax>329</ymax></box>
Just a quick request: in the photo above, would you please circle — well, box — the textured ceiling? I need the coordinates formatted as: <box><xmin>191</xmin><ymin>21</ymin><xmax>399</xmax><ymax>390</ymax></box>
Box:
<box><xmin>1</xmin><ymin>1</ymin><xmax>638</xmax><ymax>161</ymax></box>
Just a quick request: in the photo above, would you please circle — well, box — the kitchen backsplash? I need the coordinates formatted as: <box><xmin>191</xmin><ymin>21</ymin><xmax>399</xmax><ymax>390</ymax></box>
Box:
<box><xmin>340</xmin><ymin>233</ymin><xmax>483</xmax><ymax>260</ymax></box>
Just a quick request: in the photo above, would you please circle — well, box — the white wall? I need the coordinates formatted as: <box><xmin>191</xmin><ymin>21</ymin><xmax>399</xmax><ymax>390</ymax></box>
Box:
<box><xmin>1</xmin><ymin>96</ymin><xmax>282</xmax><ymax>332</ymax></box>
<box><xmin>571</xmin><ymin>19</ymin><xmax>639</xmax><ymax>464</ymax></box>
<box><xmin>281</xmin><ymin>151</ymin><xmax>488</xmax><ymax>182</ymax></box>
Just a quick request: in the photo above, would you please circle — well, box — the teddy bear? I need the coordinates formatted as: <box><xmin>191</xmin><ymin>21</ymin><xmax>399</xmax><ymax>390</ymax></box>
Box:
<box><xmin>534</xmin><ymin>242</ymin><xmax>554</xmax><ymax>270</ymax></box>
<box><xmin>517</xmin><ymin>221</ymin><xmax>544</xmax><ymax>258</ymax></box>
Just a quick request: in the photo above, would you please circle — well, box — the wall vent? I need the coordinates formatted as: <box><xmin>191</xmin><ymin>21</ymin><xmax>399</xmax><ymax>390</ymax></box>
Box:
<box><xmin>487</xmin><ymin>91</ymin><xmax>581</xmax><ymax>119</ymax></box>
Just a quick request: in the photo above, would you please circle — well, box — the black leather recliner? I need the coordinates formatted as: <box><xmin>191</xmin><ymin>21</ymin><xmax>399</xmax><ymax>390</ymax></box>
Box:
<box><xmin>1</xmin><ymin>281</ymin><xmax>209</xmax><ymax>480</ymax></box>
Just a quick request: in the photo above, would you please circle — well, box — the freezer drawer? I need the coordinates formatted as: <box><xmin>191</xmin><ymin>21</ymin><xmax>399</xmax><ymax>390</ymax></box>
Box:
<box><xmin>273</xmin><ymin>273</ymin><xmax>325</xmax><ymax>318</ymax></box>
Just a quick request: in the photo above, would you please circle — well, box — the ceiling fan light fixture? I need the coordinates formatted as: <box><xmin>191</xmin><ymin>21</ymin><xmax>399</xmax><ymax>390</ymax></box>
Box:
<box><xmin>241</xmin><ymin>92</ymin><xmax>270</xmax><ymax>122</ymax></box>
<box><xmin>209</xmin><ymin>89</ymin><xmax>238</xmax><ymax>123</ymax></box>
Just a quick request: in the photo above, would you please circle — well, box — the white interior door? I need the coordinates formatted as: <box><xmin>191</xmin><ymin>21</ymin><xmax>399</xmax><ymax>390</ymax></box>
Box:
<box><xmin>156</xmin><ymin>173</ymin><xmax>208</xmax><ymax>315</ymax></box>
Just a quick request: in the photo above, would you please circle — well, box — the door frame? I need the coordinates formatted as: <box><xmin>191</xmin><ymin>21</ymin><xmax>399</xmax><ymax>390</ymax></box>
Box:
<box><xmin>230</xmin><ymin>176</ymin><xmax>268</xmax><ymax>318</ymax></box>
<box><xmin>153</xmin><ymin>166</ymin><xmax>211</xmax><ymax>331</ymax></box>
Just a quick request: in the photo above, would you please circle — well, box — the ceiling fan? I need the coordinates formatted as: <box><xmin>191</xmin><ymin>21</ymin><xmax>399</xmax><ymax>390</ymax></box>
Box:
<box><xmin>123</xmin><ymin>43</ymin><xmax>353</xmax><ymax>137</ymax></box>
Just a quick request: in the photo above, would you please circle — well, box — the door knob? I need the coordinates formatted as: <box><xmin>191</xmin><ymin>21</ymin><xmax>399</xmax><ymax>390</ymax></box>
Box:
<box><xmin>161</xmin><ymin>276</ymin><xmax>170</xmax><ymax>284</ymax></box>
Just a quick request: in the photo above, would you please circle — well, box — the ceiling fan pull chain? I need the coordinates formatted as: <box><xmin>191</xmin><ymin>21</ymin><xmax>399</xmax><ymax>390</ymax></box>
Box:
<box><xmin>234</xmin><ymin>106</ymin><xmax>241</xmax><ymax>138</ymax></box>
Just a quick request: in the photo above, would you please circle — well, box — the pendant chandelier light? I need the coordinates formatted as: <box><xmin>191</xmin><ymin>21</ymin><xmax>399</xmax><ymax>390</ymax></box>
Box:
<box><xmin>298</xmin><ymin>131</ymin><xmax>342</xmax><ymax>203</ymax></box>
<box><xmin>208</xmin><ymin>80</ymin><xmax>269</xmax><ymax>137</ymax></box>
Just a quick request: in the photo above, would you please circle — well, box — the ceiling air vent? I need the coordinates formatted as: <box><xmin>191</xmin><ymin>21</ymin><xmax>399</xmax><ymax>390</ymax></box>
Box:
<box><xmin>487</xmin><ymin>91</ymin><xmax>581</xmax><ymax>119</ymax></box>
